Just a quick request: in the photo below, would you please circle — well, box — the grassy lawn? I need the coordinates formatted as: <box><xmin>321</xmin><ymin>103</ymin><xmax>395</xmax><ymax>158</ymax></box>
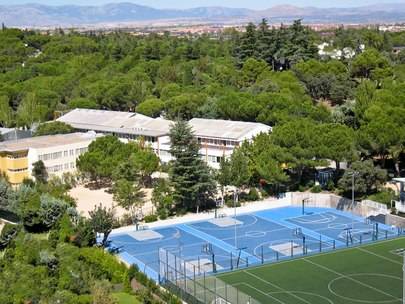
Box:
<box><xmin>217</xmin><ymin>237</ymin><xmax>405</xmax><ymax>304</ymax></box>
<box><xmin>113</xmin><ymin>292</ymin><xmax>141</xmax><ymax>304</ymax></box>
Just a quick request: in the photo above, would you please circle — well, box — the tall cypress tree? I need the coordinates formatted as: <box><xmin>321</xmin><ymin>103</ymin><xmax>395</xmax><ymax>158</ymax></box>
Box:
<box><xmin>169</xmin><ymin>120</ymin><xmax>216</xmax><ymax>213</ymax></box>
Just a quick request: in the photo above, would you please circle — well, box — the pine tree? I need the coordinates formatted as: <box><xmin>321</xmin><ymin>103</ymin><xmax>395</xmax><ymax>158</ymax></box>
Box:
<box><xmin>32</xmin><ymin>160</ymin><xmax>48</xmax><ymax>184</ymax></box>
<box><xmin>236</xmin><ymin>22</ymin><xmax>257</xmax><ymax>64</ymax></box>
<box><xmin>169</xmin><ymin>120</ymin><xmax>216</xmax><ymax>212</ymax></box>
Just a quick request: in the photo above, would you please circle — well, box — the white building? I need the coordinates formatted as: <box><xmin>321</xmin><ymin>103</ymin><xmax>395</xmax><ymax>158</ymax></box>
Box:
<box><xmin>57</xmin><ymin>109</ymin><xmax>272</xmax><ymax>169</ymax></box>
<box><xmin>189</xmin><ymin>118</ymin><xmax>271</xmax><ymax>168</ymax></box>
<box><xmin>0</xmin><ymin>132</ymin><xmax>101</xmax><ymax>184</ymax></box>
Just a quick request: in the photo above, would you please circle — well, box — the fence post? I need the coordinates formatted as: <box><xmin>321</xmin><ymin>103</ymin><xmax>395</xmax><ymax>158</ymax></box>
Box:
<box><xmin>261</xmin><ymin>245</ymin><xmax>264</xmax><ymax>264</ymax></box>
<box><xmin>184</xmin><ymin>260</ymin><xmax>187</xmax><ymax>291</ymax></box>
<box><xmin>174</xmin><ymin>255</ymin><xmax>178</xmax><ymax>284</ymax></box>
<box><xmin>166</xmin><ymin>250</ymin><xmax>169</xmax><ymax>281</ymax></box>
<box><xmin>276</xmin><ymin>251</ymin><xmax>279</xmax><ymax>261</ymax></box>
<box><xmin>230</xmin><ymin>251</ymin><xmax>233</xmax><ymax>270</ymax></box>
<box><xmin>319</xmin><ymin>235</ymin><xmax>322</xmax><ymax>252</ymax></box>
<box><xmin>333</xmin><ymin>240</ymin><xmax>335</xmax><ymax>249</ymax></box>
<box><xmin>291</xmin><ymin>240</ymin><xmax>293</xmax><ymax>257</ymax></box>
<box><xmin>193</xmin><ymin>265</ymin><xmax>196</xmax><ymax>298</ymax></box>
<box><xmin>360</xmin><ymin>235</ymin><xmax>362</xmax><ymax>244</ymax></box>
<box><xmin>203</xmin><ymin>272</ymin><xmax>206</xmax><ymax>304</ymax></box>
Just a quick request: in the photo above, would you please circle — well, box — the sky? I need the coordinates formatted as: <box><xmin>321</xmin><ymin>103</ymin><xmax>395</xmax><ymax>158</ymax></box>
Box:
<box><xmin>3</xmin><ymin>0</ymin><xmax>405</xmax><ymax>9</ymax></box>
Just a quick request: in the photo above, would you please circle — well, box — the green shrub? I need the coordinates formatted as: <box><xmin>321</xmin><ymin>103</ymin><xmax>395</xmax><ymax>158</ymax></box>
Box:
<box><xmin>298</xmin><ymin>185</ymin><xmax>308</xmax><ymax>192</ymax></box>
<box><xmin>79</xmin><ymin>247</ymin><xmax>128</xmax><ymax>284</ymax></box>
<box><xmin>246</xmin><ymin>188</ymin><xmax>260</xmax><ymax>201</ymax></box>
<box><xmin>158</xmin><ymin>208</ymin><xmax>168</xmax><ymax>220</ymax></box>
<box><xmin>310</xmin><ymin>185</ymin><xmax>322</xmax><ymax>193</ymax></box>
<box><xmin>225</xmin><ymin>198</ymin><xmax>240</xmax><ymax>208</ymax></box>
<box><xmin>367</xmin><ymin>189</ymin><xmax>397</xmax><ymax>206</ymax></box>
<box><xmin>144</xmin><ymin>214</ymin><xmax>158</xmax><ymax>223</ymax></box>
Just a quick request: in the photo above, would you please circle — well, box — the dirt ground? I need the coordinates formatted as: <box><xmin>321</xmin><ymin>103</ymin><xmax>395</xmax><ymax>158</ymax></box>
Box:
<box><xmin>0</xmin><ymin>221</ymin><xmax>4</xmax><ymax>234</ymax></box>
<box><xmin>70</xmin><ymin>185</ymin><xmax>154</xmax><ymax>219</ymax></box>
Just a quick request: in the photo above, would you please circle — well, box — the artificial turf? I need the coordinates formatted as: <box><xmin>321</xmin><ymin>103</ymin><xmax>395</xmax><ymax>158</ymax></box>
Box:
<box><xmin>217</xmin><ymin>237</ymin><xmax>405</xmax><ymax>304</ymax></box>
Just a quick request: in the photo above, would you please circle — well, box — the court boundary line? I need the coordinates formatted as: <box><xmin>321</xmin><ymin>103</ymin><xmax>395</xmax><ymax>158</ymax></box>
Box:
<box><xmin>235</xmin><ymin>281</ymin><xmax>288</xmax><ymax>304</ymax></box>
<box><xmin>303</xmin><ymin>258</ymin><xmax>401</xmax><ymax>301</ymax></box>
<box><xmin>217</xmin><ymin>237</ymin><xmax>405</xmax><ymax>279</ymax></box>
<box><xmin>114</xmin><ymin>226</ymin><xmax>301</xmax><ymax>259</ymax></box>
<box><xmin>243</xmin><ymin>270</ymin><xmax>313</xmax><ymax>304</ymax></box>
<box><xmin>355</xmin><ymin>247</ymin><xmax>403</xmax><ymax>266</ymax></box>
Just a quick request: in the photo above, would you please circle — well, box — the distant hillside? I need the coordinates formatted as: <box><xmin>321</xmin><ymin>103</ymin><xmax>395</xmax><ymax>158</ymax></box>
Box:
<box><xmin>0</xmin><ymin>2</ymin><xmax>405</xmax><ymax>27</ymax></box>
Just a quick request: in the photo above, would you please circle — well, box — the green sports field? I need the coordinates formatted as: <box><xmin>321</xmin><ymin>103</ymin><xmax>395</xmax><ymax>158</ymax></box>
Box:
<box><xmin>217</xmin><ymin>237</ymin><xmax>405</xmax><ymax>304</ymax></box>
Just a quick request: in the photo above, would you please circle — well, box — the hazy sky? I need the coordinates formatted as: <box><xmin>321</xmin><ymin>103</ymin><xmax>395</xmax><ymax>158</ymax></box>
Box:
<box><xmin>3</xmin><ymin>0</ymin><xmax>405</xmax><ymax>9</ymax></box>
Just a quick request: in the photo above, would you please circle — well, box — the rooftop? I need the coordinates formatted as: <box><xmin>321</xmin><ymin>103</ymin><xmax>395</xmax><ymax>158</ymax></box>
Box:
<box><xmin>56</xmin><ymin>109</ymin><xmax>272</xmax><ymax>140</ymax></box>
<box><xmin>0</xmin><ymin>132</ymin><xmax>100</xmax><ymax>153</ymax></box>
<box><xmin>189</xmin><ymin>118</ymin><xmax>271</xmax><ymax>140</ymax></box>
<box><xmin>57</xmin><ymin>109</ymin><xmax>173</xmax><ymax>137</ymax></box>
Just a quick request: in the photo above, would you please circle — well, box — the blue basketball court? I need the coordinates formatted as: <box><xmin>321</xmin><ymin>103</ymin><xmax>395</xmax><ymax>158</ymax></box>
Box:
<box><xmin>108</xmin><ymin>206</ymin><xmax>400</xmax><ymax>281</ymax></box>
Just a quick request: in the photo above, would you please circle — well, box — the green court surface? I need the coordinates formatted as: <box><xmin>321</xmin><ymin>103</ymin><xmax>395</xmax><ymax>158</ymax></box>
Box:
<box><xmin>217</xmin><ymin>237</ymin><xmax>405</xmax><ymax>304</ymax></box>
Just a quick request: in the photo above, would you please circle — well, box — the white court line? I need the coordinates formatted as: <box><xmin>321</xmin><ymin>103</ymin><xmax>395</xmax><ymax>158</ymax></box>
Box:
<box><xmin>236</xmin><ymin>281</ymin><xmax>288</xmax><ymax>304</ymax></box>
<box><xmin>217</xmin><ymin>237</ymin><xmax>405</xmax><ymax>280</ymax></box>
<box><xmin>113</xmin><ymin>226</ymin><xmax>293</xmax><ymax>258</ymax></box>
<box><xmin>303</xmin><ymin>258</ymin><xmax>401</xmax><ymax>301</ymax></box>
<box><xmin>243</xmin><ymin>270</ymin><xmax>312</xmax><ymax>304</ymax></box>
<box><xmin>356</xmin><ymin>247</ymin><xmax>403</xmax><ymax>266</ymax></box>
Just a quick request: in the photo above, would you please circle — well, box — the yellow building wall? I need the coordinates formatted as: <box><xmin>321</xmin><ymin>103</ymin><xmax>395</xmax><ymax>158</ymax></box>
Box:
<box><xmin>0</xmin><ymin>152</ymin><xmax>29</xmax><ymax>185</ymax></box>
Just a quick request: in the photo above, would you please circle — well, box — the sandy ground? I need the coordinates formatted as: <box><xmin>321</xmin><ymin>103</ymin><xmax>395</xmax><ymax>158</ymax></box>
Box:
<box><xmin>70</xmin><ymin>185</ymin><xmax>154</xmax><ymax>219</ymax></box>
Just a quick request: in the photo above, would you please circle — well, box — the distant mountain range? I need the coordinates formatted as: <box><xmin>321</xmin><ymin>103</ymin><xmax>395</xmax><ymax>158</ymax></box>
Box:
<box><xmin>1</xmin><ymin>2</ymin><xmax>405</xmax><ymax>28</ymax></box>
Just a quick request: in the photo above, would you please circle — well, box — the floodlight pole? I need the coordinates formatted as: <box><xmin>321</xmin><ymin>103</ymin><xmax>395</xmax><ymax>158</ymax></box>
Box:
<box><xmin>234</xmin><ymin>189</ymin><xmax>238</xmax><ymax>249</ymax></box>
<box><xmin>349</xmin><ymin>171</ymin><xmax>359</xmax><ymax>229</ymax></box>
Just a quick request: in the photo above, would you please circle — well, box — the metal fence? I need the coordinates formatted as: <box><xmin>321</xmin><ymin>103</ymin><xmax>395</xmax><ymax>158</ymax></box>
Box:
<box><xmin>159</xmin><ymin>248</ymin><xmax>261</xmax><ymax>304</ymax></box>
<box><xmin>158</xmin><ymin>226</ymin><xmax>403</xmax><ymax>304</ymax></box>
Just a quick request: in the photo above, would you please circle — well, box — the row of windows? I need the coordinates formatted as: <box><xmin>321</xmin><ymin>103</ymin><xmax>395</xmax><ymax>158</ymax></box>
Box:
<box><xmin>6</xmin><ymin>153</ymin><xmax>27</xmax><ymax>159</ymax></box>
<box><xmin>46</xmin><ymin>162</ymin><xmax>75</xmax><ymax>173</ymax></box>
<box><xmin>80</xmin><ymin>129</ymin><xmax>157</xmax><ymax>143</ymax></box>
<box><xmin>197</xmin><ymin>138</ymin><xmax>238</xmax><ymax>147</ymax></box>
<box><xmin>8</xmin><ymin>167</ymin><xmax>28</xmax><ymax>172</ymax></box>
<box><xmin>39</xmin><ymin>147</ymin><xmax>87</xmax><ymax>161</ymax></box>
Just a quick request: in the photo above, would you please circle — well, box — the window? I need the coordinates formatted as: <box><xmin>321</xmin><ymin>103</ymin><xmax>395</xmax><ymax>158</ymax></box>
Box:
<box><xmin>64</xmin><ymin>163</ymin><xmax>69</xmax><ymax>170</ymax></box>
<box><xmin>8</xmin><ymin>168</ymin><xmax>27</xmax><ymax>172</ymax></box>
<box><xmin>69</xmin><ymin>150</ymin><xmax>74</xmax><ymax>156</ymax></box>
<box><xmin>64</xmin><ymin>150</ymin><xmax>68</xmax><ymax>157</ymax></box>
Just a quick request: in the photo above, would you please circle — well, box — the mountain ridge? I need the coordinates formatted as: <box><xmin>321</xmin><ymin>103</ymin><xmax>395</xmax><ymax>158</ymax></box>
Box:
<box><xmin>1</xmin><ymin>2</ymin><xmax>405</xmax><ymax>27</ymax></box>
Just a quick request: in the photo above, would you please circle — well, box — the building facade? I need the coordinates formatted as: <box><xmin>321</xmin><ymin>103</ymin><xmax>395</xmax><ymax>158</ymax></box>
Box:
<box><xmin>57</xmin><ymin>109</ymin><xmax>272</xmax><ymax>169</ymax></box>
<box><xmin>0</xmin><ymin>132</ymin><xmax>100</xmax><ymax>185</ymax></box>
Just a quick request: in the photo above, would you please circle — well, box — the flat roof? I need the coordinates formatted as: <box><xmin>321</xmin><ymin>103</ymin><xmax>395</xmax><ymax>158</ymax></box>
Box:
<box><xmin>57</xmin><ymin>109</ymin><xmax>172</xmax><ymax>137</ymax></box>
<box><xmin>0</xmin><ymin>132</ymin><xmax>100</xmax><ymax>153</ymax></box>
<box><xmin>189</xmin><ymin>118</ymin><xmax>271</xmax><ymax>140</ymax></box>
<box><xmin>57</xmin><ymin>109</ymin><xmax>271</xmax><ymax>140</ymax></box>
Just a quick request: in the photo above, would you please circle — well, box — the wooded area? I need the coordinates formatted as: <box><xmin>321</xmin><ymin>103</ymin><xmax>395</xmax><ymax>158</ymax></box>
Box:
<box><xmin>1</xmin><ymin>21</ymin><xmax>405</xmax><ymax>303</ymax></box>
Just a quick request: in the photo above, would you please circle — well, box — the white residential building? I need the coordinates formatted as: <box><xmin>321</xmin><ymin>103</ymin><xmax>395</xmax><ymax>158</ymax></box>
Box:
<box><xmin>57</xmin><ymin>109</ymin><xmax>272</xmax><ymax>169</ymax></box>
